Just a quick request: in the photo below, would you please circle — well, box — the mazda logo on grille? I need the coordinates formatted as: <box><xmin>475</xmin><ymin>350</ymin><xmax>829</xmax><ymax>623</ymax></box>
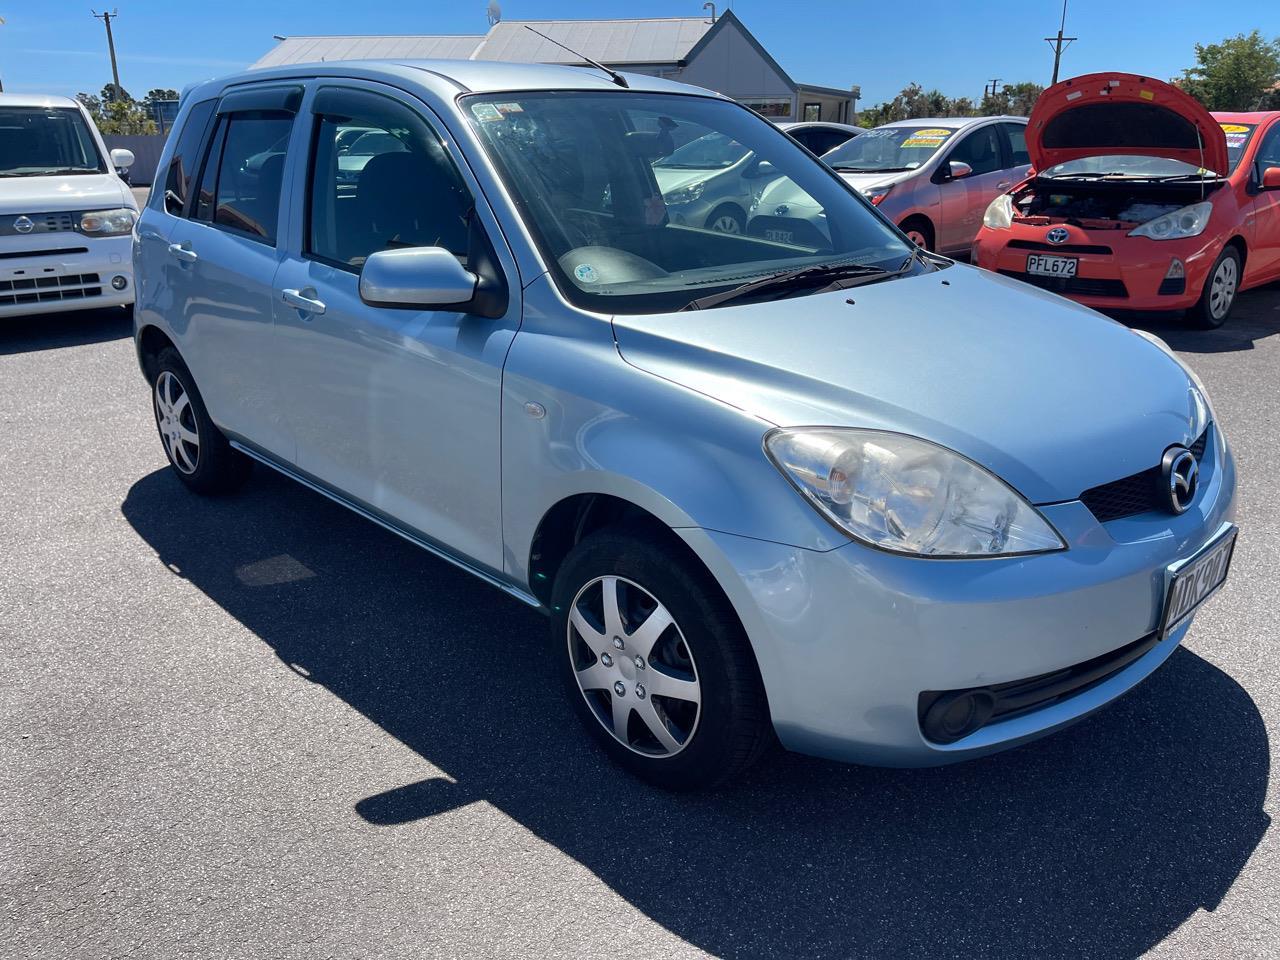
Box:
<box><xmin>13</xmin><ymin>215</ymin><xmax>34</xmax><ymax>234</ymax></box>
<box><xmin>1161</xmin><ymin>446</ymin><xmax>1199</xmax><ymax>514</ymax></box>
<box><xmin>1046</xmin><ymin>227</ymin><xmax>1069</xmax><ymax>245</ymax></box>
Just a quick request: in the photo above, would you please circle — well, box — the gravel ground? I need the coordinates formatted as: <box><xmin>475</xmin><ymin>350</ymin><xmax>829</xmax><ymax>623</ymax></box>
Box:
<box><xmin>1</xmin><ymin>284</ymin><xmax>1278</xmax><ymax>959</ymax></box>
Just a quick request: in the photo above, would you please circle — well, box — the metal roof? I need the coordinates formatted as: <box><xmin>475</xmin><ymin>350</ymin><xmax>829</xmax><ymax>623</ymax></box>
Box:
<box><xmin>252</xmin><ymin>35</ymin><xmax>485</xmax><ymax>69</ymax></box>
<box><xmin>0</xmin><ymin>92</ymin><xmax>80</xmax><ymax>109</ymax></box>
<box><xmin>472</xmin><ymin>18</ymin><xmax>712</xmax><ymax>65</ymax></box>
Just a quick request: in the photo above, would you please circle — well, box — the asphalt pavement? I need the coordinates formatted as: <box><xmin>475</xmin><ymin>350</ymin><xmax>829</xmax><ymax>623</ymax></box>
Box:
<box><xmin>2</xmin><ymin>281</ymin><xmax>1278</xmax><ymax>959</ymax></box>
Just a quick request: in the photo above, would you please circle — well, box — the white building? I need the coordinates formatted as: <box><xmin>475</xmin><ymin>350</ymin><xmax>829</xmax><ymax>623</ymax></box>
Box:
<box><xmin>253</xmin><ymin>11</ymin><xmax>858</xmax><ymax>123</ymax></box>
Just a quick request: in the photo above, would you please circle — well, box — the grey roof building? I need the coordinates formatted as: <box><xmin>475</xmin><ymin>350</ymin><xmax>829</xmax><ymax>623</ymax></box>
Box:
<box><xmin>253</xmin><ymin>11</ymin><xmax>858</xmax><ymax>123</ymax></box>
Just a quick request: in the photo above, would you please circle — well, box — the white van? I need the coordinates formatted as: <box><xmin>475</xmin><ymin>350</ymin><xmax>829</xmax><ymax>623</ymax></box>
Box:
<box><xmin>0</xmin><ymin>93</ymin><xmax>138</xmax><ymax>317</ymax></box>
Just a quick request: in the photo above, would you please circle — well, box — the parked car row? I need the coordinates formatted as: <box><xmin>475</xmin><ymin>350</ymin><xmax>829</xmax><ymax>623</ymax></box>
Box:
<box><xmin>125</xmin><ymin>60</ymin><xmax>1237</xmax><ymax>789</ymax></box>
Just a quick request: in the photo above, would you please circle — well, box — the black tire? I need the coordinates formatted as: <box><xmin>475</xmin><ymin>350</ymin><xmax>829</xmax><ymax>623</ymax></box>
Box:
<box><xmin>151</xmin><ymin>347</ymin><xmax>252</xmax><ymax>495</ymax></box>
<box><xmin>1188</xmin><ymin>245</ymin><xmax>1242</xmax><ymax>329</ymax></box>
<box><xmin>551</xmin><ymin>527</ymin><xmax>772</xmax><ymax>790</ymax></box>
<box><xmin>705</xmin><ymin>203</ymin><xmax>746</xmax><ymax>236</ymax></box>
<box><xmin>899</xmin><ymin>216</ymin><xmax>934</xmax><ymax>251</ymax></box>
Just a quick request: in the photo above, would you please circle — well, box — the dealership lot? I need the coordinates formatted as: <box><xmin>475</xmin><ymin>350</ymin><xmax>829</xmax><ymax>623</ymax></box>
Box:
<box><xmin>1</xmin><ymin>283</ymin><xmax>1278</xmax><ymax>958</ymax></box>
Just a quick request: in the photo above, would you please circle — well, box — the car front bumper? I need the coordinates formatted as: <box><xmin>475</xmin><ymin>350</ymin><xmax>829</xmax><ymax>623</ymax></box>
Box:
<box><xmin>971</xmin><ymin>224</ymin><xmax>1222</xmax><ymax>312</ymax></box>
<box><xmin>0</xmin><ymin>234</ymin><xmax>134</xmax><ymax>317</ymax></box>
<box><xmin>679</xmin><ymin>426</ymin><xmax>1237</xmax><ymax>766</ymax></box>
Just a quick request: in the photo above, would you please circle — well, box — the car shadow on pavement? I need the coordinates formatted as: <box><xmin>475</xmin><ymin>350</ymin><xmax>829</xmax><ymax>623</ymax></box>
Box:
<box><xmin>121</xmin><ymin>467</ymin><xmax>1271</xmax><ymax>960</ymax></box>
<box><xmin>1118</xmin><ymin>282</ymin><xmax>1280</xmax><ymax>355</ymax></box>
<box><xmin>0</xmin><ymin>305</ymin><xmax>133</xmax><ymax>356</ymax></box>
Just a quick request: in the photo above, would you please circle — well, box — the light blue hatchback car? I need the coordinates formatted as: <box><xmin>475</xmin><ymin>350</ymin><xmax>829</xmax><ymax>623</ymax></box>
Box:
<box><xmin>134</xmin><ymin>60</ymin><xmax>1238</xmax><ymax>789</ymax></box>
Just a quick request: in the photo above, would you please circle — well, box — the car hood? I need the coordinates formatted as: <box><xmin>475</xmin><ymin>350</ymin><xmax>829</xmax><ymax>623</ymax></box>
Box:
<box><xmin>653</xmin><ymin>167</ymin><xmax>717</xmax><ymax>195</ymax></box>
<box><xmin>612</xmin><ymin>264</ymin><xmax>1203</xmax><ymax>504</ymax></box>
<box><xmin>1028</xmin><ymin>72</ymin><xmax>1228</xmax><ymax>174</ymax></box>
<box><xmin>834</xmin><ymin>170</ymin><xmax>914</xmax><ymax>193</ymax></box>
<box><xmin>0</xmin><ymin>173</ymin><xmax>131</xmax><ymax>215</ymax></box>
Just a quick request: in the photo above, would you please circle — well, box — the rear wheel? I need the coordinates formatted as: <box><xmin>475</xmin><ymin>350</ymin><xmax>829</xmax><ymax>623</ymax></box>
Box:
<box><xmin>551</xmin><ymin>528</ymin><xmax>772</xmax><ymax>790</ymax></box>
<box><xmin>899</xmin><ymin>216</ymin><xmax>934</xmax><ymax>251</ymax></box>
<box><xmin>151</xmin><ymin>347</ymin><xmax>251</xmax><ymax>494</ymax></box>
<box><xmin>1189</xmin><ymin>246</ymin><xmax>1241</xmax><ymax>329</ymax></box>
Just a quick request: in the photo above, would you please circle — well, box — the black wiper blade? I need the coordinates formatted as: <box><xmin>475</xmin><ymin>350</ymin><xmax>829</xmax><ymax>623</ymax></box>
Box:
<box><xmin>680</xmin><ymin>260</ymin><xmax>890</xmax><ymax>312</ymax></box>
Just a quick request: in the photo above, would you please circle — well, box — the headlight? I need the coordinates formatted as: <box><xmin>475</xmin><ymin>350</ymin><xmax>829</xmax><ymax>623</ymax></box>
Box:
<box><xmin>1128</xmin><ymin>201</ymin><xmax>1212</xmax><ymax>240</ymax></box>
<box><xmin>79</xmin><ymin>208</ymin><xmax>136</xmax><ymax>236</ymax></box>
<box><xmin>765</xmin><ymin>428</ymin><xmax>1065</xmax><ymax>557</ymax></box>
<box><xmin>861</xmin><ymin>184</ymin><xmax>892</xmax><ymax>206</ymax></box>
<box><xmin>983</xmin><ymin>194</ymin><xmax>1014</xmax><ymax>230</ymax></box>
<box><xmin>663</xmin><ymin>182</ymin><xmax>705</xmax><ymax>205</ymax></box>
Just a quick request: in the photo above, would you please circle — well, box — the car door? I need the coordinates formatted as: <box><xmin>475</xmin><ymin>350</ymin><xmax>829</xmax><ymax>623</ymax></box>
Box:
<box><xmin>1246</xmin><ymin>120</ymin><xmax>1280</xmax><ymax>282</ymax></box>
<box><xmin>935</xmin><ymin>123</ymin><xmax>1009</xmax><ymax>253</ymax></box>
<box><xmin>162</xmin><ymin>84</ymin><xmax>302</xmax><ymax>458</ymax></box>
<box><xmin>271</xmin><ymin>82</ymin><xmax>520</xmax><ymax>573</ymax></box>
<box><xmin>1000</xmin><ymin>120</ymin><xmax>1033</xmax><ymax>184</ymax></box>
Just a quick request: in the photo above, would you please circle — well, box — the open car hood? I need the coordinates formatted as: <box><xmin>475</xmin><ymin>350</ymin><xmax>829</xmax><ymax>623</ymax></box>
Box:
<box><xmin>1027</xmin><ymin>72</ymin><xmax>1228</xmax><ymax>175</ymax></box>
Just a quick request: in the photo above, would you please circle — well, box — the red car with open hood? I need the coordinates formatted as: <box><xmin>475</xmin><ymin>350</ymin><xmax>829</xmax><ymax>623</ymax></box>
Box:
<box><xmin>972</xmin><ymin>72</ymin><xmax>1280</xmax><ymax>327</ymax></box>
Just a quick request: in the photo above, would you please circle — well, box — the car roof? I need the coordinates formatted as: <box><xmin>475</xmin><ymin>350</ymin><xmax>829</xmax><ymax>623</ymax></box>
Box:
<box><xmin>1212</xmin><ymin>110</ymin><xmax>1280</xmax><ymax>124</ymax></box>
<box><xmin>876</xmin><ymin>115</ymin><xmax>1025</xmax><ymax>130</ymax></box>
<box><xmin>192</xmin><ymin>59</ymin><xmax>725</xmax><ymax>102</ymax></box>
<box><xmin>0</xmin><ymin>92</ymin><xmax>81</xmax><ymax>109</ymax></box>
<box><xmin>778</xmin><ymin>121</ymin><xmax>862</xmax><ymax>133</ymax></box>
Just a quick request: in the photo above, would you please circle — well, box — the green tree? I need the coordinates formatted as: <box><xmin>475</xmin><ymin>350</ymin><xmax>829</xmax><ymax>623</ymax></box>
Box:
<box><xmin>980</xmin><ymin>82</ymin><xmax>1044</xmax><ymax>117</ymax></box>
<box><xmin>76</xmin><ymin>92</ymin><xmax>103</xmax><ymax>121</ymax></box>
<box><xmin>1181</xmin><ymin>31</ymin><xmax>1280</xmax><ymax>110</ymax></box>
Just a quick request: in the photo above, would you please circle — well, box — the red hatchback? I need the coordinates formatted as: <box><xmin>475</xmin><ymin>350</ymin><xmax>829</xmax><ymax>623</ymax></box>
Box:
<box><xmin>972</xmin><ymin>72</ymin><xmax>1280</xmax><ymax>327</ymax></box>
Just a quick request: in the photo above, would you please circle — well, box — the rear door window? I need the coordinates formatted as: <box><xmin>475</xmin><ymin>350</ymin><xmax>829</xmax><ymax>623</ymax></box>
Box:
<box><xmin>192</xmin><ymin>109</ymin><xmax>294</xmax><ymax>245</ymax></box>
<box><xmin>1002</xmin><ymin>122</ymin><xmax>1030</xmax><ymax>167</ymax></box>
<box><xmin>948</xmin><ymin>126</ymin><xmax>1003</xmax><ymax>176</ymax></box>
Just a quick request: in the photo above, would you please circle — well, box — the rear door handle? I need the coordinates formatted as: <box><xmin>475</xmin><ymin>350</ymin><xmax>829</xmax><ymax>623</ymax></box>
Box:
<box><xmin>282</xmin><ymin>288</ymin><xmax>327</xmax><ymax>316</ymax></box>
<box><xmin>167</xmin><ymin>243</ymin><xmax>197</xmax><ymax>263</ymax></box>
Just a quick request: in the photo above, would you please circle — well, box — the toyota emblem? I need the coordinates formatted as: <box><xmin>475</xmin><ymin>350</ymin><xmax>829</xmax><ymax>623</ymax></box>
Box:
<box><xmin>1161</xmin><ymin>446</ymin><xmax>1199</xmax><ymax>514</ymax></box>
<box><xmin>13</xmin><ymin>215</ymin><xmax>34</xmax><ymax>234</ymax></box>
<box><xmin>1046</xmin><ymin>227</ymin><xmax>1069</xmax><ymax>245</ymax></box>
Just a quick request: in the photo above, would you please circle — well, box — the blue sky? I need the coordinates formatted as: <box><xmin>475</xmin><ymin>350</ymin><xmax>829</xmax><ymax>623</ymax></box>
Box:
<box><xmin>2</xmin><ymin>1</ymin><xmax>1277</xmax><ymax>106</ymax></box>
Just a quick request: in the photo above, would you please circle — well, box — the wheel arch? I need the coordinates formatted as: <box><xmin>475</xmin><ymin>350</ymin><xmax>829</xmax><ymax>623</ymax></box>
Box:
<box><xmin>1224</xmin><ymin>233</ymin><xmax>1247</xmax><ymax>271</ymax></box>
<box><xmin>136</xmin><ymin>323</ymin><xmax>179</xmax><ymax>384</ymax></box>
<box><xmin>898</xmin><ymin>213</ymin><xmax>935</xmax><ymax>249</ymax></box>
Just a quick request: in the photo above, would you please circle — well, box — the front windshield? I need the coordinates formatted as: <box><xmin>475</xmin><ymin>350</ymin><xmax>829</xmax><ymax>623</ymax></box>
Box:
<box><xmin>1045</xmin><ymin>122</ymin><xmax>1258</xmax><ymax>179</ymax></box>
<box><xmin>0</xmin><ymin>106</ymin><xmax>105</xmax><ymax>177</ymax></box>
<box><xmin>822</xmin><ymin>125</ymin><xmax>956</xmax><ymax>172</ymax></box>
<box><xmin>465</xmin><ymin>92</ymin><xmax>915</xmax><ymax>314</ymax></box>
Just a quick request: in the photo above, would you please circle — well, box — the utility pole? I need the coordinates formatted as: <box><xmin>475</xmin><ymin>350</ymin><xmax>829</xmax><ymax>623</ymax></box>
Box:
<box><xmin>92</xmin><ymin>9</ymin><xmax>122</xmax><ymax>99</ymax></box>
<box><xmin>984</xmin><ymin>79</ymin><xmax>1002</xmax><ymax>101</ymax></box>
<box><xmin>1045</xmin><ymin>0</ymin><xmax>1076</xmax><ymax>85</ymax></box>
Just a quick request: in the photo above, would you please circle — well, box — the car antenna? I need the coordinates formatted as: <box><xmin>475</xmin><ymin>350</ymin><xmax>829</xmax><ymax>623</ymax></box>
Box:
<box><xmin>523</xmin><ymin>25</ymin><xmax>629</xmax><ymax>88</ymax></box>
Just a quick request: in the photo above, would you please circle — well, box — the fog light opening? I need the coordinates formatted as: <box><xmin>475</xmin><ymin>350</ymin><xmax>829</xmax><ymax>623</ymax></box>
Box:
<box><xmin>111</xmin><ymin>275</ymin><xmax>128</xmax><ymax>291</ymax></box>
<box><xmin>921</xmin><ymin>689</ymin><xmax>997</xmax><ymax>744</ymax></box>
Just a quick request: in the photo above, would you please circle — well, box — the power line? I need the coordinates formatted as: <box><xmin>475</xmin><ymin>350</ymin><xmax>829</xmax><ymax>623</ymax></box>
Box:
<box><xmin>1045</xmin><ymin>0</ymin><xmax>1077</xmax><ymax>85</ymax></box>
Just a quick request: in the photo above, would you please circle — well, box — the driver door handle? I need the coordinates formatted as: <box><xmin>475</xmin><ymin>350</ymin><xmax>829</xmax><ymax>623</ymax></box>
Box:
<box><xmin>167</xmin><ymin>243</ymin><xmax>198</xmax><ymax>263</ymax></box>
<box><xmin>282</xmin><ymin>288</ymin><xmax>326</xmax><ymax>316</ymax></box>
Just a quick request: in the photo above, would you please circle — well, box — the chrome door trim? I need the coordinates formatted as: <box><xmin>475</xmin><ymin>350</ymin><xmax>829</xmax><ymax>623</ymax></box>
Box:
<box><xmin>228</xmin><ymin>439</ymin><xmax>544</xmax><ymax>611</ymax></box>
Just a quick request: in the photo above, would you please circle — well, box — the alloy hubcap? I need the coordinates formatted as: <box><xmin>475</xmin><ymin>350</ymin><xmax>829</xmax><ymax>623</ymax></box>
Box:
<box><xmin>906</xmin><ymin>229</ymin><xmax>928</xmax><ymax>249</ymax></box>
<box><xmin>154</xmin><ymin>370</ymin><xmax>199</xmax><ymax>474</ymax></box>
<box><xmin>1209</xmin><ymin>258</ymin><xmax>1237</xmax><ymax>320</ymax></box>
<box><xmin>567</xmin><ymin>575</ymin><xmax>701</xmax><ymax>757</ymax></box>
<box><xmin>710</xmin><ymin>215</ymin><xmax>741</xmax><ymax>234</ymax></box>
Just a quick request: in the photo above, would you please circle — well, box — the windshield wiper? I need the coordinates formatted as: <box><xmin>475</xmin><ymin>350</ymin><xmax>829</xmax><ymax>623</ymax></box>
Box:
<box><xmin>830</xmin><ymin>165</ymin><xmax>908</xmax><ymax>173</ymax></box>
<box><xmin>2</xmin><ymin>167</ymin><xmax>98</xmax><ymax>177</ymax></box>
<box><xmin>680</xmin><ymin>258</ymin><xmax>910</xmax><ymax>311</ymax></box>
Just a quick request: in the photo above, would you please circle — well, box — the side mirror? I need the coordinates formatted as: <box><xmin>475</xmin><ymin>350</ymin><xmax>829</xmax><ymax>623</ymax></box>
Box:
<box><xmin>358</xmin><ymin>249</ymin><xmax>478</xmax><ymax>309</ymax></box>
<box><xmin>1263</xmin><ymin>166</ymin><xmax>1280</xmax><ymax>190</ymax></box>
<box><xmin>947</xmin><ymin>160</ymin><xmax>973</xmax><ymax>180</ymax></box>
<box><xmin>747</xmin><ymin>160</ymin><xmax>778</xmax><ymax>179</ymax></box>
<box><xmin>110</xmin><ymin>148</ymin><xmax>135</xmax><ymax>171</ymax></box>
<box><xmin>359</xmin><ymin>247</ymin><xmax>478</xmax><ymax>309</ymax></box>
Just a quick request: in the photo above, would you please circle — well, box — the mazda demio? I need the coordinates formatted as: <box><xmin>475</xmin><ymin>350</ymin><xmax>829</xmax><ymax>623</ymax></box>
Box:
<box><xmin>133</xmin><ymin>61</ymin><xmax>1238</xmax><ymax>789</ymax></box>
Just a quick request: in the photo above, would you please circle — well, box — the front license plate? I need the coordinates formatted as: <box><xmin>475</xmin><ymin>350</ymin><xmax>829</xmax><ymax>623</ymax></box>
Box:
<box><xmin>1159</xmin><ymin>526</ymin><xmax>1238</xmax><ymax>636</ymax></box>
<box><xmin>1026</xmin><ymin>253</ymin><xmax>1078</xmax><ymax>278</ymax></box>
<box><xmin>764</xmin><ymin>228</ymin><xmax>794</xmax><ymax>243</ymax></box>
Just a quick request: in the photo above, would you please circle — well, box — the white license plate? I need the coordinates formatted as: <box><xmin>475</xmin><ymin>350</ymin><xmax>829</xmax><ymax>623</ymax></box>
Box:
<box><xmin>1159</xmin><ymin>526</ymin><xmax>1238</xmax><ymax>636</ymax></box>
<box><xmin>1026</xmin><ymin>254</ymin><xmax>1078</xmax><ymax>278</ymax></box>
<box><xmin>764</xmin><ymin>228</ymin><xmax>794</xmax><ymax>243</ymax></box>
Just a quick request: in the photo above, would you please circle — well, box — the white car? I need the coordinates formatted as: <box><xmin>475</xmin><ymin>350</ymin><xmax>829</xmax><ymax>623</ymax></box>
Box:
<box><xmin>0</xmin><ymin>93</ymin><xmax>138</xmax><ymax>317</ymax></box>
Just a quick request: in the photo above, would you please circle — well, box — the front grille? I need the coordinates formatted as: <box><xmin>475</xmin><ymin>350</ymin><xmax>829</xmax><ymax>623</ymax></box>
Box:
<box><xmin>0</xmin><ymin>246</ymin><xmax>91</xmax><ymax>260</ymax></box>
<box><xmin>998</xmin><ymin>269</ymin><xmax>1128</xmax><ymax>298</ymax></box>
<box><xmin>1080</xmin><ymin>427</ymin><xmax>1210</xmax><ymax>523</ymax></box>
<box><xmin>2</xmin><ymin>211</ymin><xmax>79</xmax><ymax>236</ymax></box>
<box><xmin>1008</xmin><ymin>239</ymin><xmax>1113</xmax><ymax>255</ymax></box>
<box><xmin>0</xmin><ymin>272</ymin><xmax>102</xmax><ymax>307</ymax></box>
<box><xmin>919</xmin><ymin>631</ymin><xmax>1160</xmax><ymax>742</ymax></box>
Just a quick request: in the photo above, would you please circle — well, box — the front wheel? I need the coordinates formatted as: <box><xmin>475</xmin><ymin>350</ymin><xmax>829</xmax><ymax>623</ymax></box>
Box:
<box><xmin>1188</xmin><ymin>246</ymin><xmax>1241</xmax><ymax>329</ymax></box>
<box><xmin>705</xmin><ymin>204</ymin><xmax>746</xmax><ymax>235</ymax></box>
<box><xmin>551</xmin><ymin>528</ymin><xmax>772</xmax><ymax>790</ymax></box>
<box><xmin>899</xmin><ymin>216</ymin><xmax>934</xmax><ymax>251</ymax></box>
